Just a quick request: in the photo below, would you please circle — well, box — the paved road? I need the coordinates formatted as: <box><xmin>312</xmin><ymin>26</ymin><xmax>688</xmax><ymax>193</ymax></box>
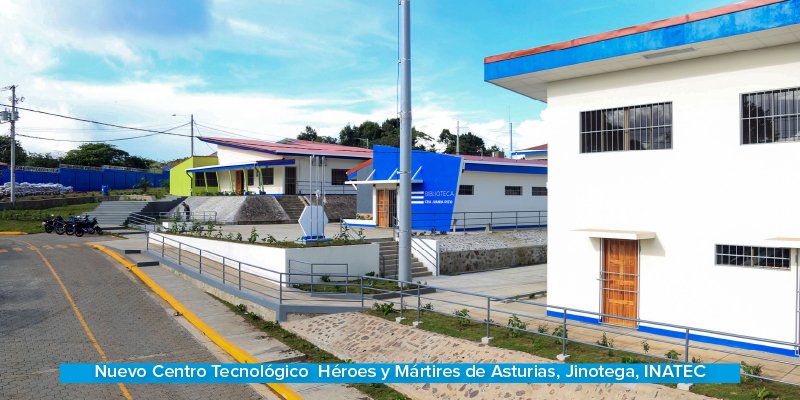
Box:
<box><xmin>0</xmin><ymin>234</ymin><xmax>263</xmax><ymax>399</ymax></box>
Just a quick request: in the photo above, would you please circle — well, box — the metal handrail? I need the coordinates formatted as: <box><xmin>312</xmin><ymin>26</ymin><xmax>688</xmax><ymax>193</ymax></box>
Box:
<box><xmin>145</xmin><ymin>231</ymin><xmax>800</xmax><ymax>385</ymax></box>
<box><xmin>411</xmin><ymin>210</ymin><xmax>547</xmax><ymax>232</ymax></box>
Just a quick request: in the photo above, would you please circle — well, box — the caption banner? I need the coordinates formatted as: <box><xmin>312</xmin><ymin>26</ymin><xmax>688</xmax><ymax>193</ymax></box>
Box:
<box><xmin>61</xmin><ymin>363</ymin><xmax>741</xmax><ymax>384</ymax></box>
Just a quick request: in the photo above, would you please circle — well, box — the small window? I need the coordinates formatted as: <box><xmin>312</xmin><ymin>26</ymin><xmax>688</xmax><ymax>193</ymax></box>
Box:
<box><xmin>261</xmin><ymin>168</ymin><xmax>274</xmax><ymax>185</ymax></box>
<box><xmin>331</xmin><ymin>169</ymin><xmax>348</xmax><ymax>185</ymax></box>
<box><xmin>205</xmin><ymin>172</ymin><xmax>218</xmax><ymax>187</ymax></box>
<box><xmin>531</xmin><ymin>187</ymin><xmax>547</xmax><ymax>196</ymax></box>
<box><xmin>194</xmin><ymin>172</ymin><xmax>206</xmax><ymax>187</ymax></box>
<box><xmin>246</xmin><ymin>169</ymin><xmax>255</xmax><ymax>186</ymax></box>
<box><xmin>505</xmin><ymin>186</ymin><xmax>522</xmax><ymax>196</ymax></box>
<box><xmin>741</xmin><ymin>87</ymin><xmax>800</xmax><ymax>144</ymax></box>
<box><xmin>715</xmin><ymin>244</ymin><xmax>791</xmax><ymax>270</ymax></box>
<box><xmin>458</xmin><ymin>185</ymin><xmax>474</xmax><ymax>195</ymax></box>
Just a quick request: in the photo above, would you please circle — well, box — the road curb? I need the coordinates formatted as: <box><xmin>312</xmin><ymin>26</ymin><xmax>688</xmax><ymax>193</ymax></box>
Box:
<box><xmin>90</xmin><ymin>243</ymin><xmax>303</xmax><ymax>400</ymax></box>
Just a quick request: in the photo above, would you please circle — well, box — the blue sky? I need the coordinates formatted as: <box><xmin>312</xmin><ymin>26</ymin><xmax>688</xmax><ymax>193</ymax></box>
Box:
<box><xmin>0</xmin><ymin>0</ymin><xmax>732</xmax><ymax>160</ymax></box>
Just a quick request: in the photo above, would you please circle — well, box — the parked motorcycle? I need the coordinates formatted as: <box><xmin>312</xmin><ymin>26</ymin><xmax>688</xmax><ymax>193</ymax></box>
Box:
<box><xmin>64</xmin><ymin>216</ymin><xmax>84</xmax><ymax>237</ymax></box>
<box><xmin>52</xmin><ymin>216</ymin><xmax>66</xmax><ymax>235</ymax></box>
<box><xmin>42</xmin><ymin>215</ymin><xmax>56</xmax><ymax>233</ymax></box>
<box><xmin>76</xmin><ymin>216</ymin><xmax>102</xmax><ymax>235</ymax></box>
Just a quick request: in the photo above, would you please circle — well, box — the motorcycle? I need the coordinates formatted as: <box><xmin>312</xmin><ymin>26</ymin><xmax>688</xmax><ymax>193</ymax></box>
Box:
<box><xmin>64</xmin><ymin>216</ymin><xmax>84</xmax><ymax>237</ymax></box>
<box><xmin>52</xmin><ymin>216</ymin><xmax>67</xmax><ymax>235</ymax></box>
<box><xmin>76</xmin><ymin>216</ymin><xmax>102</xmax><ymax>235</ymax></box>
<box><xmin>42</xmin><ymin>215</ymin><xmax>56</xmax><ymax>233</ymax></box>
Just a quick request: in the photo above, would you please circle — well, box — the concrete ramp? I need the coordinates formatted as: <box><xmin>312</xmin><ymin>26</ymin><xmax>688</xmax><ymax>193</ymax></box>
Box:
<box><xmin>173</xmin><ymin>196</ymin><xmax>290</xmax><ymax>224</ymax></box>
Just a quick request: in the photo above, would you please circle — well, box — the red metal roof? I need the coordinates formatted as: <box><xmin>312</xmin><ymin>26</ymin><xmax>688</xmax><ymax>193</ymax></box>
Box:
<box><xmin>199</xmin><ymin>137</ymin><xmax>373</xmax><ymax>159</ymax></box>
<box><xmin>458</xmin><ymin>154</ymin><xmax>547</xmax><ymax>166</ymax></box>
<box><xmin>484</xmin><ymin>0</ymin><xmax>785</xmax><ymax>64</ymax></box>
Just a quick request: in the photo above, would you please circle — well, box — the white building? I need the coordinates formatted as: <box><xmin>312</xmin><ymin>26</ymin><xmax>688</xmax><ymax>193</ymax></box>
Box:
<box><xmin>486</xmin><ymin>0</ymin><xmax>800</xmax><ymax>355</ymax></box>
<box><xmin>188</xmin><ymin>138</ymin><xmax>371</xmax><ymax>195</ymax></box>
<box><xmin>343</xmin><ymin>145</ymin><xmax>547</xmax><ymax>231</ymax></box>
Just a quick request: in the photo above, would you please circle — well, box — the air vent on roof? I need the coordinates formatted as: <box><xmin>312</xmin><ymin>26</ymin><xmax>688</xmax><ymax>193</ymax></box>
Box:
<box><xmin>642</xmin><ymin>47</ymin><xmax>696</xmax><ymax>59</ymax></box>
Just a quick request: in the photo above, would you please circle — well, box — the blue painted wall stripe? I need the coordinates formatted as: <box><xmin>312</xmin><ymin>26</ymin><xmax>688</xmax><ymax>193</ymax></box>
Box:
<box><xmin>485</xmin><ymin>0</ymin><xmax>800</xmax><ymax>81</ymax></box>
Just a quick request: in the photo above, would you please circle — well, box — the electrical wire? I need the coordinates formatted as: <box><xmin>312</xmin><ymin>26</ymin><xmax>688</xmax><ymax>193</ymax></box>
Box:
<box><xmin>14</xmin><ymin>123</ymin><xmax>190</xmax><ymax>143</ymax></box>
<box><xmin>0</xmin><ymin>104</ymin><xmax>193</xmax><ymax>137</ymax></box>
<box><xmin>194</xmin><ymin>122</ymin><xmax>285</xmax><ymax>141</ymax></box>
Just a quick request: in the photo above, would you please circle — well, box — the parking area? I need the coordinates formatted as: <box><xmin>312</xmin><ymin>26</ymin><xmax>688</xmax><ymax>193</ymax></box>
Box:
<box><xmin>0</xmin><ymin>234</ymin><xmax>263</xmax><ymax>399</ymax></box>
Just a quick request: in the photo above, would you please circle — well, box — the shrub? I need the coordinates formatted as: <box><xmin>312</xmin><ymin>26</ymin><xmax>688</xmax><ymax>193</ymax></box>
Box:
<box><xmin>641</xmin><ymin>340</ymin><xmax>650</xmax><ymax>354</ymax></box>
<box><xmin>248</xmin><ymin>226</ymin><xmax>259</xmax><ymax>243</ymax></box>
<box><xmin>691</xmin><ymin>356</ymin><xmax>703</xmax><ymax>364</ymax></box>
<box><xmin>665</xmin><ymin>350</ymin><xmax>681</xmax><ymax>361</ymax></box>
<box><xmin>506</xmin><ymin>314</ymin><xmax>527</xmax><ymax>338</ymax></box>
<box><xmin>246</xmin><ymin>312</ymin><xmax>260</xmax><ymax>321</ymax></box>
<box><xmin>752</xmin><ymin>387</ymin><xmax>774</xmax><ymax>400</ymax></box>
<box><xmin>262</xmin><ymin>321</ymin><xmax>279</xmax><ymax>330</ymax></box>
<box><xmin>373</xmin><ymin>302</ymin><xmax>396</xmax><ymax>316</ymax></box>
<box><xmin>320</xmin><ymin>275</ymin><xmax>331</xmax><ymax>283</ymax></box>
<box><xmin>236</xmin><ymin>304</ymin><xmax>247</xmax><ymax>313</ymax></box>
<box><xmin>422</xmin><ymin>303</ymin><xmax>433</xmax><ymax>311</ymax></box>
<box><xmin>741</xmin><ymin>361</ymin><xmax>763</xmax><ymax>383</ymax></box>
<box><xmin>453</xmin><ymin>309</ymin><xmax>471</xmax><ymax>327</ymax></box>
<box><xmin>364</xmin><ymin>271</ymin><xmax>376</xmax><ymax>277</ymax></box>
<box><xmin>552</xmin><ymin>325</ymin><xmax>567</xmax><ymax>345</ymax></box>
<box><xmin>537</xmin><ymin>324</ymin><xmax>549</xmax><ymax>334</ymax></box>
<box><xmin>235</xmin><ymin>232</ymin><xmax>243</xmax><ymax>241</ymax></box>
<box><xmin>596</xmin><ymin>332</ymin><xmax>615</xmax><ymax>356</ymax></box>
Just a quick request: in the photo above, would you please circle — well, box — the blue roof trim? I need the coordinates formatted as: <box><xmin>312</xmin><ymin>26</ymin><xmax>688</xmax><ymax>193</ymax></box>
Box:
<box><xmin>485</xmin><ymin>0</ymin><xmax>800</xmax><ymax>81</ymax></box>
<box><xmin>464</xmin><ymin>163</ymin><xmax>547</xmax><ymax>175</ymax></box>
<box><xmin>186</xmin><ymin>159</ymin><xmax>295</xmax><ymax>173</ymax></box>
<box><xmin>511</xmin><ymin>150</ymin><xmax>547</xmax><ymax>156</ymax></box>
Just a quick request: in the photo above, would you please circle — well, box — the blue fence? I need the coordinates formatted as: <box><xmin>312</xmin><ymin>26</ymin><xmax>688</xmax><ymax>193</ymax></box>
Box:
<box><xmin>0</xmin><ymin>166</ymin><xmax>168</xmax><ymax>192</ymax></box>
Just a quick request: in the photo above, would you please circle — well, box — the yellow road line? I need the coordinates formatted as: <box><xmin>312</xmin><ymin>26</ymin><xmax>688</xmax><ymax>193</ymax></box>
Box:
<box><xmin>12</xmin><ymin>247</ymin><xmax>23</xmax><ymax>252</ymax></box>
<box><xmin>0</xmin><ymin>231</ymin><xmax>28</xmax><ymax>235</ymax></box>
<box><xmin>91</xmin><ymin>244</ymin><xmax>303</xmax><ymax>400</ymax></box>
<box><xmin>56</xmin><ymin>244</ymin><xmax>69</xmax><ymax>249</ymax></box>
<box><xmin>70</xmin><ymin>243</ymin><xmax>83</xmax><ymax>247</ymax></box>
<box><xmin>0</xmin><ymin>249</ymin><xmax>7</xmax><ymax>253</ymax></box>
<box><xmin>43</xmin><ymin>245</ymin><xmax>54</xmax><ymax>250</ymax></box>
<box><xmin>18</xmin><ymin>239</ymin><xmax>133</xmax><ymax>400</ymax></box>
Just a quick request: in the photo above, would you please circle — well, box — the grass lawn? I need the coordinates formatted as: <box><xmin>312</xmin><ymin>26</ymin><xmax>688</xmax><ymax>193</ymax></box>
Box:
<box><xmin>212</xmin><ymin>295</ymin><xmax>410</xmax><ymax>400</ymax></box>
<box><xmin>0</xmin><ymin>202</ymin><xmax>101</xmax><ymax>233</ymax></box>
<box><xmin>366</xmin><ymin>307</ymin><xmax>800</xmax><ymax>400</ymax></box>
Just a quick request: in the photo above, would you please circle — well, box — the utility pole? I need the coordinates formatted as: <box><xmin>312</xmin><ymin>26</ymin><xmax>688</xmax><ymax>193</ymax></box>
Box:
<box><xmin>398</xmin><ymin>0</ymin><xmax>412</xmax><ymax>284</ymax></box>
<box><xmin>509</xmin><ymin>121</ymin><xmax>513</xmax><ymax>159</ymax></box>
<box><xmin>1</xmin><ymin>85</ymin><xmax>21</xmax><ymax>206</ymax></box>
<box><xmin>190</xmin><ymin>114</ymin><xmax>195</xmax><ymax>157</ymax></box>
<box><xmin>456</xmin><ymin>120</ymin><xmax>460</xmax><ymax>155</ymax></box>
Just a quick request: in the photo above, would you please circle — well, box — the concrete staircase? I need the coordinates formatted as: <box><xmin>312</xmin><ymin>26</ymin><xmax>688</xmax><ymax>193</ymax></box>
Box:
<box><xmin>86</xmin><ymin>201</ymin><xmax>148</xmax><ymax>227</ymax></box>
<box><xmin>275</xmin><ymin>195</ymin><xmax>306</xmax><ymax>221</ymax></box>
<box><xmin>374</xmin><ymin>238</ymin><xmax>432</xmax><ymax>279</ymax></box>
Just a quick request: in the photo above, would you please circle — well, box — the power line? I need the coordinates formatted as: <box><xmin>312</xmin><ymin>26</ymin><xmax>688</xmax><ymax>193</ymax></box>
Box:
<box><xmin>194</xmin><ymin>121</ymin><xmax>285</xmax><ymax>141</ymax></box>
<box><xmin>13</xmin><ymin>123</ymin><xmax>190</xmax><ymax>143</ymax></box>
<box><xmin>0</xmin><ymin>104</ymin><xmax>193</xmax><ymax>137</ymax></box>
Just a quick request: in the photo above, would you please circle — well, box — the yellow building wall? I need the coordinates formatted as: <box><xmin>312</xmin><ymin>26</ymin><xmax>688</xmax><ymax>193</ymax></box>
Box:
<box><xmin>168</xmin><ymin>156</ymin><xmax>219</xmax><ymax>196</ymax></box>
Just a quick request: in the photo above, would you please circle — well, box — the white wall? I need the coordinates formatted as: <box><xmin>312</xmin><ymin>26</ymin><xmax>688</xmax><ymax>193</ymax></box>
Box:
<box><xmin>453</xmin><ymin>170</ymin><xmax>547</xmax><ymax>228</ymax></box>
<box><xmin>149</xmin><ymin>233</ymin><xmax>379</xmax><ymax>285</ymax></box>
<box><xmin>546</xmin><ymin>43</ymin><xmax>800</xmax><ymax>343</ymax></box>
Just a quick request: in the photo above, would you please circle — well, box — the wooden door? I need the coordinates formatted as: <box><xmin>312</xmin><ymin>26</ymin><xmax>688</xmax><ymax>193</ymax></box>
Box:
<box><xmin>601</xmin><ymin>239</ymin><xmax>639</xmax><ymax>327</ymax></box>
<box><xmin>235</xmin><ymin>171</ymin><xmax>243</xmax><ymax>194</ymax></box>
<box><xmin>376</xmin><ymin>190</ymin><xmax>389</xmax><ymax>227</ymax></box>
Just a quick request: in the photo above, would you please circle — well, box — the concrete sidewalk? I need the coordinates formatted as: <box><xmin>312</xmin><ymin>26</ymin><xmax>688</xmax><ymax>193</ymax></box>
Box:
<box><xmin>100</xmin><ymin>237</ymin><xmax>371</xmax><ymax>400</ymax></box>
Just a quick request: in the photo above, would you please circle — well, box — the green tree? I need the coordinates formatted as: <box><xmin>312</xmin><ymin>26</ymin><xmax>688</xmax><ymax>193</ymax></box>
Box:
<box><xmin>338</xmin><ymin>118</ymin><xmax>431</xmax><ymax>150</ymax></box>
<box><xmin>297</xmin><ymin>125</ymin><xmax>338</xmax><ymax>144</ymax></box>
<box><xmin>438</xmin><ymin>129</ymin><xmax>487</xmax><ymax>155</ymax></box>
<box><xmin>0</xmin><ymin>139</ymin><xmax>28</xmax><ymax>165</ymax></box>
<box><xmin>297</xmin><ymin>126</ymin><xmax>319</xmax><ymax>141</ymax></box>
<box><xmin>61</xmin><ymin>143</ymin><xmax>129</xmax><ymax>167</ymax></box>
<box><xmin>25</xmin><ymin>152</ymin><xmax>60</xmax><ymax>168</ymax></box>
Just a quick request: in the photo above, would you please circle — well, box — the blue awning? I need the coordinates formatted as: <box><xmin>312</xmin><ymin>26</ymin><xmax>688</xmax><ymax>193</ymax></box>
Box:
<box><xmin>186</xmin><ymin>159</ymin><xmax>295</xmax><ymax>173</ymax></box>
